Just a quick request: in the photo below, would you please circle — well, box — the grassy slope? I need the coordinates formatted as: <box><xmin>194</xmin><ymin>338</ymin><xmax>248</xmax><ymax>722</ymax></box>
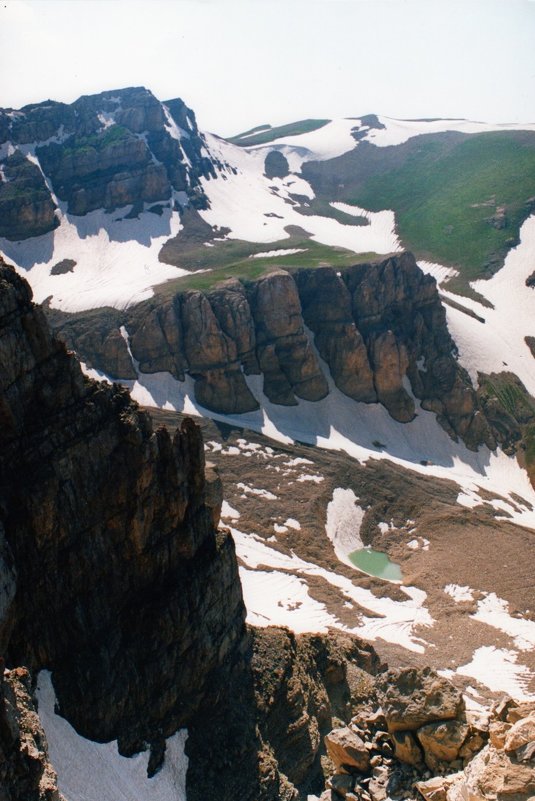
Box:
<box><xmin>155</xmin><ymin>234</ymin><xmax>381</xmax><ymax>296</ymax></box>
<box><xmin>227</xmin><ymin>118</ymin><xmax>330</xmax><ymax>147</ymax></box>
<box><xmin>342</xmin><ymin>132</ymin><xmax>535</xmax><ymax>292</ymax></box>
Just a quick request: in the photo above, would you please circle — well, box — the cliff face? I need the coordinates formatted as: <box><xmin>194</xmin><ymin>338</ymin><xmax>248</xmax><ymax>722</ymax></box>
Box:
<box><xmin>0</xmin><ymin>87</ymin><xmax>216</xmax><ymax>239</ymax></box>
<box><xmin>0</xmin><ymin>256</ymin><xmax>246</xmax><ymax>753</ymax></box>
<box><xmin>53</xmin><ymin>253</ymin><xmax>496</xmax><ymax>451</ymax></box>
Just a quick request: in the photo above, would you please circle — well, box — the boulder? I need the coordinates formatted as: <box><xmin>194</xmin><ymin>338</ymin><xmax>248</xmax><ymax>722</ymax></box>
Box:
<box><xmin>375</xmin><ymin>667</ymin><xmax>464</xmax><ymax>733</ymax></box>
<box><xmin>325</xmin><ymin>726</ymin><xmax>371</xmax><ymax>772</ymax></box>
<box><xmin>448</xmin><ymin>743</ymin><xmax>535</xmax><ymax>801</ymax></box>
<box><xmin>417</xmin><ymin>720</ymin><xmax>469</xmax><ymax>766</ymax></box>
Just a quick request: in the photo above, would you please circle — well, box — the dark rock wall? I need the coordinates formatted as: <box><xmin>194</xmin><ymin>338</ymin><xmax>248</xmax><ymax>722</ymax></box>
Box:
<box><xmin>53</xmin><ymin>254</ymin><xmax>495</xmax><ymax>450</ymax></box>
<box><xmin>0</xmin><ymin>257</ymin><xmax>246</xmax><ymax>752</ymax></box>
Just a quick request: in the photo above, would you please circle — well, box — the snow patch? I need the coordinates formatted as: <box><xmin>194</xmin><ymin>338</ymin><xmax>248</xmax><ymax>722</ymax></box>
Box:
<box><xmin>285</xmin><ymin>518</ymin><xmax>301</xmax><ymax>530</ymax></box>
<box><xmin>0</xmin><ymin>204</ymin><xmax>186</xmax><ymax>312</ymax></box>
<box><xmin>472</xmin><ymin>592</ymin><xmax>535</xmax><ymax>651</ymax></box>
<box><xmin>444</xmin><ymin>584</ymin><xmax>475</xmax><ymax>602</ymax></box>
<box><xmin>456</xmin><ymin>646</ymin><xmax>535</xmax><ymax>701</ymax></box>
<box><xmin>232</xmin><ymin>527</ymin><xmax>433</xmax><ymax>652</ymax></box>
<box><xmin>325</xmin><ymin>488</ymin><xmax>365</xmax><ymax>566</ymax></box>
<box><xmin>221</xmin><ymin>500</ymin><xmax>240</xmax><ymax>520</ymax></box>
<box><xmin>237</xmin><ymin>482</ymin><xmax>277</xmax><ymax>500</ymax></box>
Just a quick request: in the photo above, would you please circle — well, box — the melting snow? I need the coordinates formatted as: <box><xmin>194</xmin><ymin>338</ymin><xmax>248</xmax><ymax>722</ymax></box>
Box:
<box><xmin>0</xmin><ymin>205</ymin><xmax>186</xmax><ymax>312</ymax></box>
<box><xmin>36</xmin><ymin>671</ymin><xmax>188</xmax><ymax>801</ymax></box>
<box><xmin>471</xmin><ymin>593</ymin><xmax>535</xmax><ymax>651</ymax></box>
<box><xmin>443</xmin><ymin>215</ymin><xmax>535</xmax><ymax>397</ymax></box>
<box><xmin>325</xmin><ymin>488</ymin><xmax>365</xmax><ymax>566</ymax></box>
<box><xmin>284</xmin><ymin>518</ymin><xmax>301</xmax><ymax>530</ymax></box>
<box><xmin>230</xmin><ymin>526</ymin><xmax>434</xmax><ymax>653</ymax></box>
<box><xmin>456</xmin><ymin>646</ymin><xmax>535</xmax><ymax>701</ymax></box>
<box><xmin>221</xmin><ymin>500</ymin><xmax>240</xmax><ymax>520</ymax></box>
<box><xmin>237</xmin><ymin>482</ymin><xmax>277</xmax><ymax>500</ymax></box>
<box><xmin>444</xmin><ymin>584</ymin><xmax>475</xmax><ymax>602</ymax></box>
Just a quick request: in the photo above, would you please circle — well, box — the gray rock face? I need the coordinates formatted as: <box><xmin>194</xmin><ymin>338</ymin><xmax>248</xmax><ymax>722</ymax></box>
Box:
<box><xmin>0</xmin><ymin>87</ymin><xmax>215</xmax><ymax>236</ymax></box>
<box><xmin>295</xmin><ymin>267</ymin><xmax>376</xmax><ymax>403</ymax></box>
<box><xmin>0</xmin><ymin>151</ymin><xmax>58</xmax><ymax>240</ymax></box>
<box><xmin>376</xmin><ymin>667</ymin><xmax>464</xmax><ymax>733</ymax></box>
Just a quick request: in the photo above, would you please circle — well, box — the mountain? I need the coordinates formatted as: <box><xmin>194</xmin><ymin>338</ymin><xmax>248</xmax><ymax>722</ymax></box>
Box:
<box><xmin>1</xmin><ymin>86</ymin><xmax>535</xmax><ymax>799</ymax></box>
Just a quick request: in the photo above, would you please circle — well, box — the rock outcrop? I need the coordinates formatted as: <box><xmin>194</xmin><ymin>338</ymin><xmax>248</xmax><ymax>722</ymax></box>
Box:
<box><xmin>0</xmin><ymin>667</ymin><xmax>63</xmax><ymax>801</ymax></box>
<box><xmin>0</xmin><ymin>87</ymin><xmax>216</xmax><ymax>237</ymax></box>
<box><xmin>0</xmin><ymin>256</ymin><xmax>246</xmax><ymax>753</ymax></box>
<box><xmin>51</xmin><ymin>254</ymin><xmax>496</xmax><ymax>451</ymax></box>
<box><xmin>0</xmin><ymin>151</ymin><xmax>58</xmax><ymax>240</ymax></box>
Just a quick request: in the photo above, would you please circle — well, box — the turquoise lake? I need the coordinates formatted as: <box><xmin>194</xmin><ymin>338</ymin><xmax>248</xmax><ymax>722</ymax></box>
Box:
<box><xmin>348</xmin><ymin>547</ymin><xmax>402</xmax><ymax>582</ymax></box>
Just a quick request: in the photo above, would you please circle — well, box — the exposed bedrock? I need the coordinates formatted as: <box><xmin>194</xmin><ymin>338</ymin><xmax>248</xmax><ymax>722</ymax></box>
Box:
<box><xmin>0</xmin><ymin>87</ymin><xmax>215</xmax><ymax>235</ymax></box>
<box><xmin>50</xmin><ymin>254</ymin><xmax>497</xmax><ymax>450</ymax></box>
<box><xmin>249</xmin><ymin>270</ymin><xmax>329</xmax><ymax>405</ymax></box>
<box><xmin>294</xmin><ymin>267</ymin><xmax>376</xmax><ymax>403</ymax></box>
<box><xmin>0</xmin><ymin>257</ymin><xmax>246</xmax><ymax>751</ymax></box>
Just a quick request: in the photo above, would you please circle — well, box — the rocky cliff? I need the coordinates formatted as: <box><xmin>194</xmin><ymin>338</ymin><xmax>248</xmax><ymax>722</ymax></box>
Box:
<box><xmin>0</xmin><ymin>255</ymin><xmax>246</xmax><ymax>751</ymax></box>
<box><xmin>52</xmin><ymin>253</ymin><xmax>496</xmax><ymax>450</ymax></box>
<box><xmin>0</xmin><ymin>87</ymin><xmax>217</xmax><ymax>238</ymax></box>
<box><xmin>0</xmin><ymin>256</ymin><xmax>383</xmax><ymax>799</ymax></box>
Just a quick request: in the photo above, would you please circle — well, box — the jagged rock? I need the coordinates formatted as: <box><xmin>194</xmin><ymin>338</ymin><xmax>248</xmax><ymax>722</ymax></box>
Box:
<box><xmin>37</xmin><ymin>127</ymin><xmax>171</xmax><ymax>214</ymax></box>
<box><xmin>0</xmin><ymin>667</ymin><xmax>63</xmax><ymax>801</ymax></box>
<box><xmin>249</xmin><ymin>270</ymin><xmax>329</xmax><ymax>404</ymax></box>
<box><xmin>503</xmin><ymin>714</ymin><xmax>535</xmax><ymax>754</ymax></box>
<box><xmin>489</xmin><ymin>720</ymin><xmax>511</xmax><ymax>750</ymax></box>
<box><xmin>417</xmin><ymin>720</ymin><xmax>469</xmax><ymax>767</ymax></box>
<box><xmin>371</xmin><ymin>331</ymin><xmax>415</xmax><ymax>422</ymax></box>
<box><xmin>0</xmin><ymin>87</ymin><xmax>213</xmax><ymax>233</ymax></box>
<box><xmin>325</xmin><ymin>727</ymin><xmax>371</xmax><ymax>772</ymax></box>
<box><xmin>295</xmin><ymin>267</ymin><xmax>376</xmax><ymax>403</ymax></box>
<box><xmin>180</xmin><ymin>290</ymin><xmax>259</xmax><ymax>413</ymax></box>
<box><xmin>128</xmin><ymin>298</ymin><xmax>188</xmax><ymax>378</ymax></box>
<box><xmin>207</xmin><ymin>280</ymin><xmax>260</xmax><ymax>374</ymax></box>
<box><xmin>376</xmin><ymin>667</ymin><xmax>464</xmax><ymax>733</ymax></box>
<box><xmin>392</xmin><ymin>730</ymin><xmax>424</xmax><ymax>766</ymax></box>
<box><xmin>0</xmin><ymin>257</ymin><xmax>247</xmax><ymax>751</ymax></box>
<box><xmin>416</xmin><ymin>772</ymin><xmax>464</xmax><ymax>801</ymax></box>
<box><xmin>448</xmin><ymin>743</ymin><xmax>535</xmax><ymax>801</ymax></box>
<box><xmin>342</xmin><ymin>252</ymin><xmax>491</xmax><ymax>447</ymax></box>
<box><xmin>328</xmin><ymin>773</ymin><xmax>356</xmax><ymax>797</ymax></box>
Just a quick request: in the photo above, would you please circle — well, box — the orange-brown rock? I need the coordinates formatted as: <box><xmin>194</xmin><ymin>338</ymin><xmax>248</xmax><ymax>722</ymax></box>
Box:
<box><xmin>249</xmin><ymin>270</ymin><xmax>329</xmax><ymax>404</ymax></box>
<box><xmin>295</xmin><ymin>267</ymin><xmax>376</xmax><ymax>403</ymax></box>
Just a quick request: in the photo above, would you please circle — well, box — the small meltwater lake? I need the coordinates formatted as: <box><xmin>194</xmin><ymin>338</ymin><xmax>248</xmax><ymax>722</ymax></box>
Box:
<box><xmin>348</xmin><ymin>547</ymin><xmax>402</xmax><ymax>583</ymax></box>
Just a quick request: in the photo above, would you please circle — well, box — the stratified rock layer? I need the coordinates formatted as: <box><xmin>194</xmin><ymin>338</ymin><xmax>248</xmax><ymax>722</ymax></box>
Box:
<box><xmin>51</xmin><ymin>253</ymin><xmax>496</xmax><ymax>450</ymax></box>
<box><xmin>0</xmin><ymin>87</ymin><xmax>215</xmax><ymax>238</ymax></box>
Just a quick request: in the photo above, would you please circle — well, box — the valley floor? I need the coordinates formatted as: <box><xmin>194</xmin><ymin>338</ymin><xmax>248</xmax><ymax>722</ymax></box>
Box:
<box><xmin>148</xmin><ymin>408</ymin><xmax>535</xmax><ymax>707</ymax></box>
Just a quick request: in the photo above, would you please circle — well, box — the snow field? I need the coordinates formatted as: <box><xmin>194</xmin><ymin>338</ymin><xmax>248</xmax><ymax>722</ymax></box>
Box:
<box><xmin>441</xmin><ymin>214</ymin><xmax>535</xmax><ymax>397</ymax></box>
<box><xmin>36</xmin><ymin>671</ymin><xmax>188</xmax><ymax>801</ymax></box>
<box><xmin>232</xmin><ymin>527</ymin><xmax>433</xmax><ymax>653</ymax></box>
